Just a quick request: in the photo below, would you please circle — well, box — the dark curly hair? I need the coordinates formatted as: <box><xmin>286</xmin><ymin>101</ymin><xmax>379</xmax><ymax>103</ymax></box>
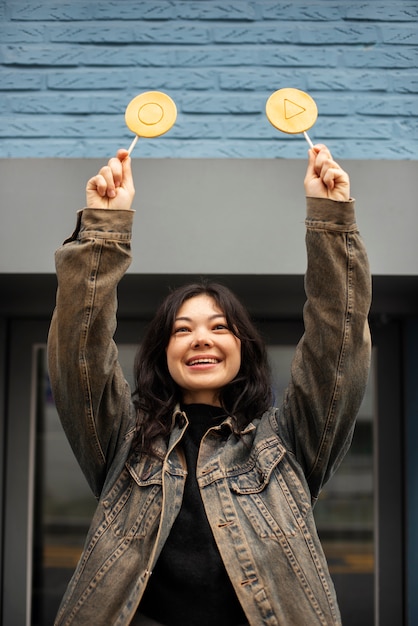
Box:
<box><xmin>132</xmin><ymin>281</ymin><xmax>272</xmax><ymax>454</ymax></box>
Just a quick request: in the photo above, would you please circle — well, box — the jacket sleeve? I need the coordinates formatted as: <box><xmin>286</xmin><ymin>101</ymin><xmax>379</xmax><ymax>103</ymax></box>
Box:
<box><xmin>47</xmin><ymin>208</ymin><xmax>136</xmax><ymax>498</ymax></box>
<box><xmin>277</xmin><ymin>197</ymin><xmax>372</xmax><ymax>502</ymax></box>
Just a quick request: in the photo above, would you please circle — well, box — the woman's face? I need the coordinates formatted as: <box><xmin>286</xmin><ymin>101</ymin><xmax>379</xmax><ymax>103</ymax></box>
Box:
<box><xmin>166</xmin><ymin>294</ymin><xmax>241</xmax><ymax>405</ymax></box>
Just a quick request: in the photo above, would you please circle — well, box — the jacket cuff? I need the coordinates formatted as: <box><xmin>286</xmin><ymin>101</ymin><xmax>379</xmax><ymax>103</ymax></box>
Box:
<box><xmin>63</xmin><ymin>208</ymin><xmax>135</xmax><ymax>244</ymax></box>
<box><xmin>306</xmin><ymin>196</ymin><xmax>356</xmax><ymax>227</ymax></box>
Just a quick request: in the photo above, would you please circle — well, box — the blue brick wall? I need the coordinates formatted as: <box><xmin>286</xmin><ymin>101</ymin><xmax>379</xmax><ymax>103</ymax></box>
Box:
<box><xmin>0</xmin><ymin>0</ymin><xmax>417</xmax><ymax>158</ymax></box>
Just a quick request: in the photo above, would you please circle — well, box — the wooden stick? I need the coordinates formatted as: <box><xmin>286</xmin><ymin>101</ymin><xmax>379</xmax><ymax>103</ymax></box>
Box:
<box><xmin>303</xmin><ymin>131</ymin><xmax>314</xmax><ymax>149</ymax></box>
<box><xmin>127</xmin><ymin>135</ymin><xmax>139</xmax><ymax>156</ymax></box>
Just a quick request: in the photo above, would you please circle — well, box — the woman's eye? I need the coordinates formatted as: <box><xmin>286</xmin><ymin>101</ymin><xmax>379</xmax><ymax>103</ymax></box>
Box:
<box><xmin>214</xmin><ymin>324</ymin><xmax>228</xmax><ymax>331</ymax></box>
<box><xmin>174</xmin><ymin>327</ymin><xmax>190</xmax><ymax>334</ymax></box>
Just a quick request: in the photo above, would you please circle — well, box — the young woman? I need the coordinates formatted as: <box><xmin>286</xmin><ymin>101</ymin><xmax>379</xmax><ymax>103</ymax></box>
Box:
<box><xmin>48</xmin><ymin>145</ymin><xmax>371</xmax><ymax>625</ymax></box>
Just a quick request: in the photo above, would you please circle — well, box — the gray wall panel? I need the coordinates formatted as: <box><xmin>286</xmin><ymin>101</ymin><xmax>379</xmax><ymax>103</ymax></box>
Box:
<box><xmin>1</xmin><ymin>158</ymin><xmax>417</xmax><ymax>275</ymax></box>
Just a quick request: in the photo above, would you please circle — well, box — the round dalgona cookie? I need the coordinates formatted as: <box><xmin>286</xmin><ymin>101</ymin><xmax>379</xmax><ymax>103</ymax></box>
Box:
<box><xmin>125</xmin><ymin>91</ymin><xmax>177</xmax><ymax>138</ymax></box>
<box><xmin>266</xmin><ymin>88</ymin><xmax>318</xmax><ymax>135</ymax></box>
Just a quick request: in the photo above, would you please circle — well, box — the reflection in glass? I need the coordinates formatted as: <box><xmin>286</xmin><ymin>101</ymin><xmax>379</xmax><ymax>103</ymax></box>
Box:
<box><xmin>31</xmin><ymin>345</ymin><xmax>375</xmax><ymax>625</ymax></box>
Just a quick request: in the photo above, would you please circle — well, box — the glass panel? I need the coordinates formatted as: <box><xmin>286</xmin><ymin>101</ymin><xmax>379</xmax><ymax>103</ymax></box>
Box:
<box><xmin>268</xmin><ymin>346</ymin><xmax>375</xmax><ymax>625</ymax></box>
<box><xmin>31</xmin><ymin>346</ymin><xmax>136</xmax><ymax>625</ymax></box>
<box><xmin>32</xmin><ymin>344</ymin><xmax>375</xmax><ymax>625</ymax></box>
<box><xmin>316</xmin><ymin>362</ymin><xmax>375</xmax><ymax>626</ymax></box>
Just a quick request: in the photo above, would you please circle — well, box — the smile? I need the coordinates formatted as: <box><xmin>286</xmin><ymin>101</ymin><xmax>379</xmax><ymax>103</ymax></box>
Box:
<box><xmin>187</xmin><ymin>358</ymin><xmax>220</xmax><ymax>366</ymax></box>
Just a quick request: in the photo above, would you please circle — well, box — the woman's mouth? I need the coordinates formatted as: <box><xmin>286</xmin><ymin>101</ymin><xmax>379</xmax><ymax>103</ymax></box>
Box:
<box><xmin>187</xmin><ymin>357</ymin><xmax>220</xmax><ymax>367</ymax></box>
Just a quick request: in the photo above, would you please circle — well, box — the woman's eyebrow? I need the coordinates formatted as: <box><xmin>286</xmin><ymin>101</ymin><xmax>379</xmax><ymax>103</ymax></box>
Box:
<box><xmin>174</xmin><ymin>314</ymin><xmax>225</xmax><ymax>322</ymax></box>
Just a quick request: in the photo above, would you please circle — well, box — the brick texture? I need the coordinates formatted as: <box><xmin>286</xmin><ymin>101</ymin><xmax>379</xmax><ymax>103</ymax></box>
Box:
<box><xmin>0</xmin><ymin>0</ymin><xmax>417</xmax><ymax>158</ymax></box>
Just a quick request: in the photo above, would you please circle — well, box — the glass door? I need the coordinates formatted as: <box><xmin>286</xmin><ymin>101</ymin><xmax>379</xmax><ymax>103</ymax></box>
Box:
<box><xmin>30</xmin><ymin>345</ymin><xmax>138</xmax><ymax>625</ymax></box>
<box><xmin>268</xmin><ymin>344</ymin><xmax>375</xmax><ymax>625</ymax></box>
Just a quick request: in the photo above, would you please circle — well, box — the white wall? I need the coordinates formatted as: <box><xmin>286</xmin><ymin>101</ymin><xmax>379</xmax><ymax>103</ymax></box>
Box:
<box><xmin>1</xmin><ymin>158</ymin><xmax>417</xmax><ymax>276</ymax></box>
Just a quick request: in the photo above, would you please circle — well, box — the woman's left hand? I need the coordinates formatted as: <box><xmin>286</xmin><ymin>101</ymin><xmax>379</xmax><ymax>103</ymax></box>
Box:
<box><xmin>304</xmin><ymin>144</ymin><xmax>350</xmax><ymax>201</ymax></box>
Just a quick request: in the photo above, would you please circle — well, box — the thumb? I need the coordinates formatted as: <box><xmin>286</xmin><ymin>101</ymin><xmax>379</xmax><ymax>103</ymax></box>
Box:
<box><xmin>117</xmin><ymin>149</ymin><xmax>135</xmax><ymax>197</ymax></box>
<box><xmin>304</xmin><ymin>148</ymin><xmax>317</xmax><ymax>192</ymax></box>
<box><xmin>122</xmin><ymin>154</ymin><xmax>134</xmax><ymax>188</ymax></box>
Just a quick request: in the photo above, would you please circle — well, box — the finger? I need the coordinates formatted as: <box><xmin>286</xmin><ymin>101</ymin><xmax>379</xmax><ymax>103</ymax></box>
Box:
<box><xmin>323</xmin><ymin>166</ymin><xmax>349</xmax><ymax>193</ymax></box>
<box><xmin>100</xmin><ymin>164</ymin><xmax>119</xmax><ymax>197</ymax></box>
<box><xmin>116</xmin><ymin>148</ymin><xmax>129</xmax><ymax>161</ymax></box>
<box><xmin>114</xmin><ymin>149</ymin><xmax>133</xmax><ymax>186</ymax></box>
<box><xmin>312</xmin><ymin>143</ymin><xmax>328</xmax><ymax>154</ymax></box>
<box><xmin>313</xmin><ymin>148</ymin><xmax>334</xmax><ymax>175</ymax></box>
<box><xmin>317</xmin><ymin>156</ymin><xmax>341</xmax><ymax>182</ymax></box>
<box><xmin>303</xmin><ymin>148</ymin><xmax>316</xmax><ymax>185</ymax></box>
<box><xmin>86</xmin><ymin>173</ymin><xmax>111</xmax><ymax>198</ymax></box>
<box><xmin>322</xmin><ymin>167</ymin><xmax>337</xmax><ymax>191</ymax></box>
<box><xmin>310</xmin><ymin>144</ymin><xmax>330</xmax><ymax>164</ymax></box>
<box><xmin>120</xmin><ymin>155</ymin><xmax>135</xmax><ymax>196</ymax></box>
<box><xmin>107</xmin><ymin>156</ymin><xmax>124</xmax><ymax>189</ymax></box>
<box><xmin>88</xmin><ymin>164</ymin><xmax>118</xmax><ymax>198</ymax></box>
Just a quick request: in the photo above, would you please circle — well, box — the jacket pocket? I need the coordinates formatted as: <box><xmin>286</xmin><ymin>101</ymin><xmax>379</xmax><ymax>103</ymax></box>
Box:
<box><xmin>227</xmin><ymin>439</ymin><xmax>311</xmax><ymax>539</ymax></box>
<box><xmin>102</xmin><ymin>458</ymin><xmax>163</xmax><ymax>539</ymax></box>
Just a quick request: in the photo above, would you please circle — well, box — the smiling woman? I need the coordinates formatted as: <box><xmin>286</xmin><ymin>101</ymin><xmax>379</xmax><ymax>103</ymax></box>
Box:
<box><xmin>166</xmin><ymin>294</ymin><xmax>242</xmax><ymax>405</ymax></box>
<box><xmin>132</xmin><ymin>282</ymin><xmax>272</xmax><ymax>453</ymax></box>
<box><xmin>47</xmin><ymin>146</ymin><xmax>372</xmax><ymax>625</ymax></box>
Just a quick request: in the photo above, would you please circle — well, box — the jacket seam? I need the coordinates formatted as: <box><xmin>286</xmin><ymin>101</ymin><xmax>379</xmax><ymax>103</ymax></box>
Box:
<box><xmin>306</xmin><ymin>232</ymin><xmax>353</xmax><ymax>486</ymax></box>
<box><xmin>79</xmin><ymin>238</ymin><xmax>107</xmax><ymax>467</ymax></box>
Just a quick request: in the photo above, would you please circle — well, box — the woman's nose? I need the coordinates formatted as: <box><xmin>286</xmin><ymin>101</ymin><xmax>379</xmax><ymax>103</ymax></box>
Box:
<box><xmin>191</xmin><ymin>332</ymin><xmax>213</xmax><ymax>348</ymax></box>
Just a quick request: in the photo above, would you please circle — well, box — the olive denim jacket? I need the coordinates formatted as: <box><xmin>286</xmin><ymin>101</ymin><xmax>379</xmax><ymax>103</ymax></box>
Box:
<box><xmin>47</xmin><ymin>197</ymin><xmax>372</xmax><ymax>626</ymax></box>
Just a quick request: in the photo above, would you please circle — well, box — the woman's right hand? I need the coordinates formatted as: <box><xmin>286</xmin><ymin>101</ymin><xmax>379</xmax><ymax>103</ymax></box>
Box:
<box><xmin>86</xmin><ymin>148</ymin><xmax>135</xmax><ymax>210</ymax></box>
<box><xmin>304</xmin><ymin>144</ymin><xmax>350</xmax><ymax>202</ymax></box>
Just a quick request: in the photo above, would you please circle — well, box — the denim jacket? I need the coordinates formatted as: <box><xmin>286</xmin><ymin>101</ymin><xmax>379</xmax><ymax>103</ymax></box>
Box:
<box><xmin>47</xmin><ymin>197</ymin><xmax>371</xmax><ymax>625</ymax></box>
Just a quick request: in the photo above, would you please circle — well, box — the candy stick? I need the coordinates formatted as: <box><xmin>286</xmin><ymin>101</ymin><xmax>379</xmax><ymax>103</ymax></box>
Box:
<box><xmin>127</xmin><ymin>135</ymin><xmax>139</xmax><ymax>156</ymax></box>
<box><xmin>303</xmin><ymin>131</ymin><xmax>314</xmax><ymax>150</ymax></box>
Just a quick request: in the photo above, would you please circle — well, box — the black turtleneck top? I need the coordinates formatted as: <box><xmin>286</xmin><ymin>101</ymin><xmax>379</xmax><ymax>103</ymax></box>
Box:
<box><xmin>139</xmin><ymin>404</ymin><xmax>248</xmax><ymax>626</ymax></box>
